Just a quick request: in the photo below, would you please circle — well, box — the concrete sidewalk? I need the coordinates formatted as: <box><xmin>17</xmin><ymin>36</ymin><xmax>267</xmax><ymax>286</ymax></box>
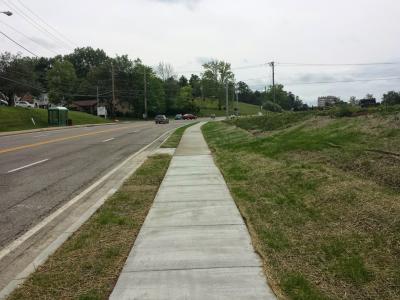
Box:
<box><xmin>110</xmin><ymin>122</ymin><xmax>276</xmax><ymax>300</ymax></box>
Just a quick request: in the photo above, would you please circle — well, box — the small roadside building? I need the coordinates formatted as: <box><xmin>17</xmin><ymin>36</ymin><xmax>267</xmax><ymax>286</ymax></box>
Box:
<box><xmin>70</xmin><ymin>100</ymin><xmax>98</xmax><ymax>115</ymax></box>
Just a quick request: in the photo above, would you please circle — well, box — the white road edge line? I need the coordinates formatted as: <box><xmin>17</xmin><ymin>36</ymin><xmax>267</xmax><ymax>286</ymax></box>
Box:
<box><xmin>102</xmin><ymin>137</ymin><xmax>115</xmax><ymax>143</ymax></box>
<box><xmin>7</xmin><ymin>159</ymin><xmax>49</xmax><ymax>174</ymax></box>
<box><xmin>0</xmin><ymin>127</ymin><xmax>177</xmax><ymax>262</ymax></box>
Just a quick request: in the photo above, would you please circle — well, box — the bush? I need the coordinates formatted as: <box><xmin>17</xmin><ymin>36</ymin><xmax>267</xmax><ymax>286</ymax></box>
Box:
<box><xmin>263</xmin><ymin>100</ymin><xmax>283</xmax><ymax>112</ymax></box>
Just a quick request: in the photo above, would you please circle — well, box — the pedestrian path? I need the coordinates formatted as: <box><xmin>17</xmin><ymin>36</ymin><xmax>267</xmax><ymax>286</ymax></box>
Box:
<box><xmin>110</xmin><ymin>122</ymin><xmax>276</xmax><ymax>300</ymax></box>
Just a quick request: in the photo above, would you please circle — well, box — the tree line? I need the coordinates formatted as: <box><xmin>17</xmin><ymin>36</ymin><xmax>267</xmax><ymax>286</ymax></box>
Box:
<box><xmin>0</xmin><ymin>47</ymin><xmax>310</xmax><ymax>117</ymax></box>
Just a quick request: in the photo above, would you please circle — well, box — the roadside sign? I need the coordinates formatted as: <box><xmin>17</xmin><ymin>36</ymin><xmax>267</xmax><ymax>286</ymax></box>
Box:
<box><xmin>97</xmin><ymin>106</ymin><xmax>107</xmax><ymax>118</ymax></box>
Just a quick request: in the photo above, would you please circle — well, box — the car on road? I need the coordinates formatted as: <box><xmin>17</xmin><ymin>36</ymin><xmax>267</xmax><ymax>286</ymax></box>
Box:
<box><xmin>0</xmin><ymin>99</ymin><xmax>8</xmax><ymax>106</ymax></box>
<box><xmin>155</xmin><ymin>115</ymin><xmax>169</xmax><ymax>124</ymax></box>
<box><xmin>183</xmin><ymin>113</ymin><xmax>197</xmax><ymax>120</ymax></box>
<box><xmin>175</xmin><ymin>114</ymin><xmax>183</xmax><ymax>120</ymax></box>
<box><xmin>15</xmin><ymin>101</ymin><xmax>34</xmax><ymax>108</ymax></box>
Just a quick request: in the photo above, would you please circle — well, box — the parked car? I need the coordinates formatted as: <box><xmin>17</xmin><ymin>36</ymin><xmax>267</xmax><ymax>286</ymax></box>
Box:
<box><xmin>155</xmin><ymin>115</ymin><xmax>169</xmax><ymax>124</ymax></box>
<box><xmin>15</xmin><ymin>101</ymin><xmax>34</xmax><ymax>108</ymax></box>
<box><xmin>0</xmin><ymin>99</ymin><xmax>8</xmax><ymax>106</ymax></box>
<box><xmin>183</xmin><ymin>114</ymin><xmax>197</xmax><ymax>120</ymax></box>
<box><xmin>175</xmin><ymin>114</ymin><xmax>183</xmax><ymax>120</ymax></box>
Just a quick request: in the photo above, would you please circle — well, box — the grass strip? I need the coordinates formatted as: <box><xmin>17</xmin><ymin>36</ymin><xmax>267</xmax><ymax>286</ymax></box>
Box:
<box><xmin>8</xmin><ymin>154</ymin><xmax>171</xmax><ymax>300</ymax></box>
<box><xmin>202</xmin><ymin>114</ymin><xmax>400</xmax><ymax>300</ymax></box>
<box><xmin>160</xmin><ymin>122</ymin><xmax>198</xmax><ymax>148</ymax></box>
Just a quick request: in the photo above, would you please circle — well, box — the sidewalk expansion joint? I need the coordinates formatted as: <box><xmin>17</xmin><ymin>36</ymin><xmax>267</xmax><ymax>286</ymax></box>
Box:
<box><xmin>121</xmin><ymin>265</ymin><xmax>263</xmax><ymax>274</ymax></box>
<box><xmin>142</xmin><ymin>223</ymin><xmax>244</xmax><ymax>229</ymax></box>
<box><xmin>153</xmin><ymin>199</ymin><xmax>232</xmax><ymax>203</ymax></box>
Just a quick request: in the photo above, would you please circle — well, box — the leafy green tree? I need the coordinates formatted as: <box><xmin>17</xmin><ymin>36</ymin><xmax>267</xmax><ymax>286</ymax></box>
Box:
<box><xmin>382</xmin><ymin>91</ymin><xmax>400</xmax><ymax>105</ymax></box>
<box><xmin>178</xmin><ymin>75</ymin><xmax>188</xmax><ymax>87</ymax></box>
<box><xmin>177</xmin><ymin>86</ymin><xmax>199</xmax><ymax>114</ymax></box>
<box><xmin>47</xmin><ymin>60</ymin><xmax>77</xmax><ymax>104</ymax></box>
<box><xmin>189</xmin><ymin>74</ymin><xmax>201</xmax><ymax>98</ymax></box>
<box><xmin>64</xmin><ymin>47</ymin><xmax>108</xmax><ymax>79</ymax></box>
<box><xmin>164</xmin><ymin>77</ymin><xmax>180</xmax><ymax>114</ymax></box>
<box><xmin>201</xmin><ymin>60</ymin><xmax>234</xmax><ymax>110</ymax></box>
<box><xmin>0</xmin><ymin>52</ymin><xmax>41</xmax><ymax>103</ymax></box>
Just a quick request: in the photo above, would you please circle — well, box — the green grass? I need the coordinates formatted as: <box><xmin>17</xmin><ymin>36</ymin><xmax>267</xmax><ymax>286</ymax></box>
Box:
<box><xmin>161</xmin><ymin>122</ymin><xmax>198</xmax><ymax>148</ymax></box>
<box><xmin>195</xmin><ymin>98</ymin><xmax>263</xmax><ymax>117</ymax></box>
<box><xmin>0</xmin><ymin>106</ymin><xmax>109</xmax><ymax>132</ymax></box>
<box><xmin>202</xmin><ymin>111</ymin><xmax>400</xmax><ymax>299</ymax></box>
<box><xmin>8</xmin><ymin>154</ymin><xmax>171</xmax><ymax>300</ymax></box>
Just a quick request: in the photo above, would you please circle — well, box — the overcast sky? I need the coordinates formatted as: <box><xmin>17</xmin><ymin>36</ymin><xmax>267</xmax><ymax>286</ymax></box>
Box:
<box><xmin>1</xmin><ymin>0</ymin><xmax>400</xmax><ymax>105</ymax></box>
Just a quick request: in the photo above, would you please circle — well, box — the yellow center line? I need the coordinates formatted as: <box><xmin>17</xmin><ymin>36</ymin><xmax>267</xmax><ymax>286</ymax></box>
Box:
<box><xmin>0</xmin><ymin>126</ymin><xmax>131</xmax><ymax>155</ymax></box>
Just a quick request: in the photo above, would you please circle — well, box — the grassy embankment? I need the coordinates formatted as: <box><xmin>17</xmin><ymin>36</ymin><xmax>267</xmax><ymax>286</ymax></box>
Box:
<box><xmin>195</xmin><ymin>98</ymin><xmax>263</xmax><ymax>117</ymax></box>
<box><xmin>202</xmin><ymin>108</ymin><xmax>400</xmax><ymax>299</ymax></box>
<box><xmin>161</xmin><ymin>122</ymin><xmax>198</xmax><ymax>148</ymax></box>
<box><xmin>0</xmin><ymin>107</ymin><xmax>109</xmax><ymax>132</ymax></box>
<box><xmin>8</xmin><ymin>154</ymin><xmax>171</xmax><ymax>300</ymax></box>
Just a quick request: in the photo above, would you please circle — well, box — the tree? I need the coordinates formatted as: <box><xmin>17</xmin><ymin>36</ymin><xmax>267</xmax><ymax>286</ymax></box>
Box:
<box><xmin>365</xmin><ymin>93</ymin><xmax>375</xmax><ymax>99</ymax></box>
<box><xmin>0</xmin><ymin>52</ymin><xmax>41</xmax><ymax>104</ymax></box>
<box><xmin>177</xmin><ymin>86</ymin><xmax>199</xmax><ymax>114</ymax></box>
<box><xmin>382</xmin><ymin>91</ymin><xmax>400</xmax><ymax>105</ymax></box>
<box><xmin>64</xmin><ymin>47</ymin><xmax>108</xmax><ymax>79</ymax></box>
<box><xmin>189</xmin><ymin>74</ymin><xmax>201</xmax><ymax>98</ymax></box>
<box><xmin>157</xmin><ymin>62</ymin><xmax>175</xmax><ymax>81</ymax></box>
<box><xmin>164</xmin><ymin>76</ymin><xmax>180</xmax><ymax>114</ymax></box>
<box><xmin>201</xmin><ymin>60</ymin><xmax>234</xmax><ymax>109</ymax></box>
<box><xmin>47</xmin><ymin>60</ymin><xmax>77</xmax><ymax>104</ymax></box>
<box><xmin>178</xmin><ymin>75</ymin><xmax>188</xmax><ymax>87</ymax></box>
<box><xmin>349</xmin><ymin>96</ymin><xmax>358</xmax><ymax>105</ymax></box>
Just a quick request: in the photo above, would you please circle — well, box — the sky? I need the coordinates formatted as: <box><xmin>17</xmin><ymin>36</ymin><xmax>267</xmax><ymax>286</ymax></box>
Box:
<box><xmin>1</xmin><ymin>0</ymin><xmax>400</xmax><ymax>105</ymax></box>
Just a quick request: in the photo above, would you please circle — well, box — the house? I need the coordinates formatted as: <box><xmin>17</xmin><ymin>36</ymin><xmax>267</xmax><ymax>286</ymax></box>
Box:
<box><xmin>70</xmin><ymin>100</ymin><xmax>98</xmax><ymax>115</ymax></box>
<box><xmin>35</xmin><ymin>93</ymin><xmax>49</xmax><ymax>108</ymax></box>
<box><xmin>318</xmin><ymin>96</ymin><xmax>340</xmax><ymax>107</ymax></box>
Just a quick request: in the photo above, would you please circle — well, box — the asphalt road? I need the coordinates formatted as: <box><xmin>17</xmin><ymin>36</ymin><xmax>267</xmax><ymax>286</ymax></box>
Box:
<box><xmin>0</xmin><ymin>120</ymin><xmax>192</xmax><ymax>248</ymax></box>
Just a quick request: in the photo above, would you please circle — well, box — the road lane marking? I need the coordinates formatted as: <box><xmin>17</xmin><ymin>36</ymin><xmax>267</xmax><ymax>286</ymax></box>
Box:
<box><xmin>0</xmin><ymin>126</ymin><xmax>130</xmax><ymax>155</ymax></box>
<box><xmin>7</xmin><ymin>159</ymin><xmax>49</xmax><ymax>173</ymax></box>
<box><xmin>102</xmin><ymin>138</ymin><xmax>115</xmax><ymax>143</ymax></box>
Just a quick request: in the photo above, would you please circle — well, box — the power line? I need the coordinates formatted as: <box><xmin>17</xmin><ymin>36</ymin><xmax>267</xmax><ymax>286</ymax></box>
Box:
<box><xmin>277</xmin><ymin>62</ymin><xmax>400</xmax><ymax>67</ymax></box>
<box><xmin>285</xmin><ymin>76</ymin><xmax>400</xmax><ymax>86</ymax></box>
<box><xmin>2</xmin><ymin>0</ymin><xmax>72</xmax><ymax>51</ymax></box>
<box><xmin>0</xmin><ymin>30</ymin><xmax>39</xmax><ymax>57</ymax></box>
<box><xmin>16</xmin><ymin>0</ymin><xmax>76</xmax><ymax>48</ymax></box>
<box><xmin>249</xmin><ymin>76</ymin><xmax>400</xmax><ymax>89</ymax></box>
<box><xmin>0</xmin><ymin>19</ymin><xmax>59</xmax><ymax>56</ymax></box>
<box><xmin>0</xmin><ymin>74</ymin><xmax>43</xmax><ymax>91</ymax></box>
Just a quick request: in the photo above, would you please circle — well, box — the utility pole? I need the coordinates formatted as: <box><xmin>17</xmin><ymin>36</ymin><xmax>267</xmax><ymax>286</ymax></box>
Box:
<box><xmin>143</xmin><ymin>66</ymin><xmax>148</xmax><ymax>119</ymax></box>
<box><xmin>269</xmin><ymin>61</ymin><xmax>276</xmax><ymax>103</ymax></box>
<box><xmin>96</xmin><ymin>85</ymin><xmax>99</xmax><ymax>116</ymax></box>
<box><xmin>111</xmin><ymin>62</ymin><xmax>116</xmax><ymax>118</ymax></box>
<box><xmin>225</xmin><ymin>81</ymin><xmax>229</xmax><ymax>118</ymax></box>
<box><xmin>96</xmin><ymin>86</ymin><xmax>99</xmax><ymax>106</ymax></box>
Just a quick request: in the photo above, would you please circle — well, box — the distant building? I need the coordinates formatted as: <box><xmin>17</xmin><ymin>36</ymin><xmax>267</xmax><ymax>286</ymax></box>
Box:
<box><xmin>318</xmin><ymin>96</ymin><xmax>340</xmax><ymax>107</ymax></box>
<box><xmin>35</xmin><ymin>93</ymin><xmax>49</xmax><ymax>108</ymax></box>
<box><xmin>70</xmin><ymin>100</ymin><xmax>98</xmax><ymax>115</ymax></box>
<box><xmin>359</xmin><ymin>98</ymin><xmax>377</xmax><ymax>108</ymax></box>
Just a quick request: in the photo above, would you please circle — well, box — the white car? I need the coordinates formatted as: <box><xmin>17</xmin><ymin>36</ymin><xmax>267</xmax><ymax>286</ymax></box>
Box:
<box><xmin>15</xmin><ymin>101</ymin><xmax>34</xmax><ymax>108</ymax></box>
<box><xmin>0</xmin><ymin>99</ymin><xmax>8</xmax><ymax>106</ymax></box>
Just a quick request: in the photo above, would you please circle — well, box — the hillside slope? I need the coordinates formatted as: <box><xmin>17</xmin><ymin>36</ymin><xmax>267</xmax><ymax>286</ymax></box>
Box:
<box><xmin>195</xmin><ymin>98</ymin><xmax>263</xmax><ymax>117</ymax></box>
<box><xmin>203</xmin><ymin>111</ymin><xmax>400</xmax><ymax>299</ymax></box>
<box><xmin>0</xmin><ymin>107</ymin><xmax>109</xmax><ymax>132</ymax></box>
